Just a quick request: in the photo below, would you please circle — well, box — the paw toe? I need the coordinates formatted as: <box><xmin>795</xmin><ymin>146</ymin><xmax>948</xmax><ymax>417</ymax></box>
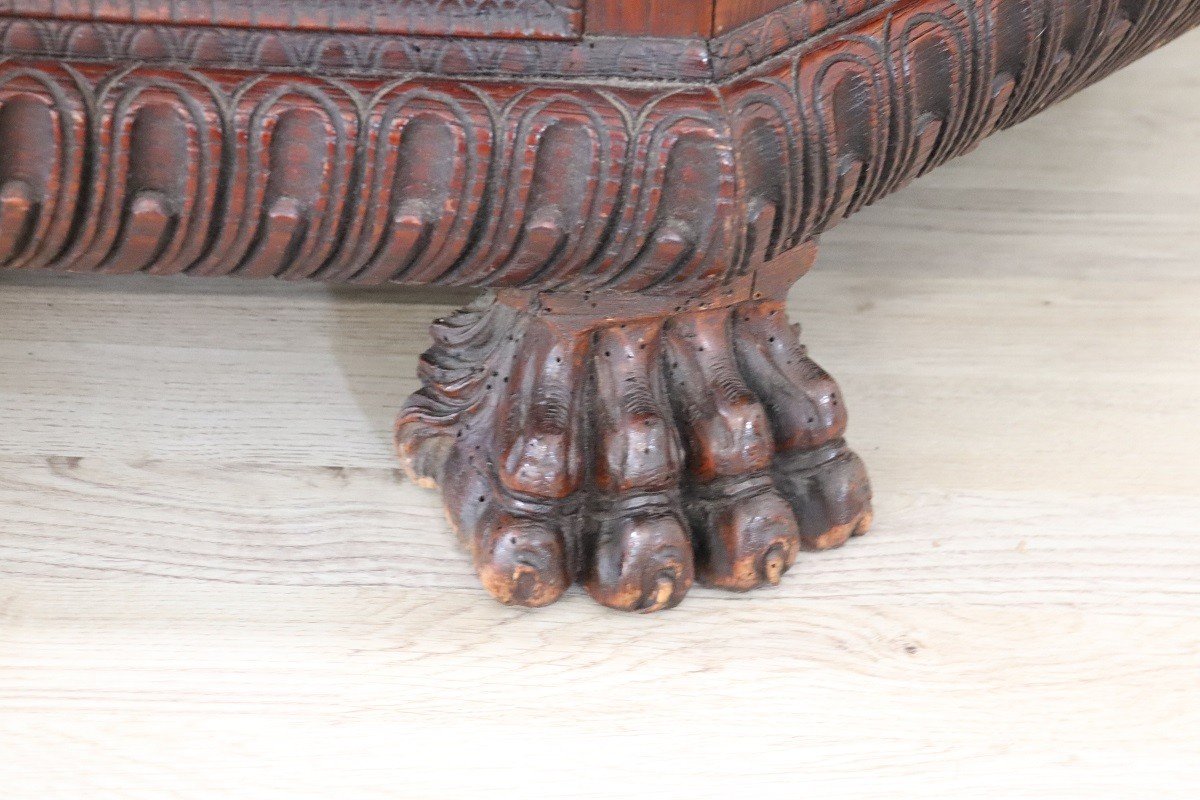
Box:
<box><xmin>475</xmin><ymin>514</ymin><xmax>569</xmax><ymax>608</ymax></box>
<box><xmin>775</xmin><ymin>443</ymin><xmax>873</xmax><ymax>550</ymax></box>
<box><xmin>690</xmin><ymin>486</ymin><xmax>800</xmax><ymax>591</ymax></box>
<box><xmin>586</xmin><ymin>513</ymin><xmax>694</xmax><ymax>613</ymax></box>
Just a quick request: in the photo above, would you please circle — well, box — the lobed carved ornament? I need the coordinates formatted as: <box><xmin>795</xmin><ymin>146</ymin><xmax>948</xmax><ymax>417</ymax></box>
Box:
<box><xmin>0</xmin><ymin>0</ymin><xmax>1196</xmax><ymax>294</ymax></box>
<box><xmin>0</xmin><ymin>63</ymin><xmax>741</xmax><ymax>291</ymax></box>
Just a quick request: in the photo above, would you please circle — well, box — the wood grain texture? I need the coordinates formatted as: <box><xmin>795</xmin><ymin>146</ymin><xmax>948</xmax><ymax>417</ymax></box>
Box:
<box><xmin>0</xmin><ymin>35</ymin><xmax>1198</xmax><ymax>795</ymax></box>
<box><xmin>584</xmin><ymin>0</ymin><xmax>713</xmax><ymax>36</ymax></box>
<box><xmin>714</xmin><ymin>0</ymin><xmax>795</xmax><ymax>33</ymax></box>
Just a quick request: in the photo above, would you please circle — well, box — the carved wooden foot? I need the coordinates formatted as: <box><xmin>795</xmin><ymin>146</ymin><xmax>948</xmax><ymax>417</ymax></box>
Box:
<box><xmin>396</xmin><ymin>283</ymin><xmax>872</xmax><ymax>612</ymax></box>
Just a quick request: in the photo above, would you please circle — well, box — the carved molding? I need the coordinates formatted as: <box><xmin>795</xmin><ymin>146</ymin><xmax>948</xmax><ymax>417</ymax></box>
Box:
<box><xmin>0</xmin><ymin>18</ymin><xmax>714</xmax><ymax>80</ymax></box>
<box><xmin>0</xmin><ymin>0</ymin><xmax>1196</xmax><ymax>294</ymax></box>
<box><xmin>726</xmin><ymin>0</ymin><xmax>1200</xmax><ymax>265</ymax></box>
<box><xmin>0</xmin><ymin>0</ymin><xmax>585</xmax><ymax>40</ymax></box>
<box><xmin>0</xmin><ymin>63</ymin><xmax>739</xmax><ymax>291</ymax></box>
<box><xmin>709</xmin><ymin>0</ymin><xmax>894</xmax><ymax>75</ymax></box>
<box><xmin>0</xmin><ymin>1</ymin><xmax>902</xmax><ymax>80</ymax></box>
<box><xmin>2</xmin><ymin>0</ymin><xmax>1193</xmax><ymax>83</ymax></box>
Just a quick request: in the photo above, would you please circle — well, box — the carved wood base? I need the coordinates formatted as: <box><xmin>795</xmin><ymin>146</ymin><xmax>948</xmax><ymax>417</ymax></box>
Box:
<box><xmin>396</xmin><ymin>269</ymin><xmax>872</xmax><ymax>612</ymax></box>
<box><xmin>0</xmin><ymin>0</ymin><xmax>1196</xmax><ymax>616</ymax></box>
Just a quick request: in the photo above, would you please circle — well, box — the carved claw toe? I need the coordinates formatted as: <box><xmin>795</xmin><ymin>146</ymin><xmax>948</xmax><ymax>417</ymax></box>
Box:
<box><xmin>585</xmin><ymin>513</ymin><xmax>694</xmax><ymax>613</ymax></box>
<box><xmin>396</xmin><ymin>289</ymin><xmax>872</xmax><ymax>612</ymax></box>
<box><xmin>688</xmin><ymin>487</ymin><xmax>801</xmax><ymax>591</ymax></box>
<box><xmin>475</xmin><ymin>513</ymin><xmax>569</xmax><ymax>608</ymax></box>
<box><xmin>775</xmin><ymin>442</ymin><xmax>874</xmax><ymax>550</ymax></box>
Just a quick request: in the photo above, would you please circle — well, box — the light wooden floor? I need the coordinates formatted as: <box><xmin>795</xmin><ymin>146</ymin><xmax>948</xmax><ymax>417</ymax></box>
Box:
<box><xmin>2</xmin><ymin>38</ymin><xmax>1199</xmax><ymax>799</ymax></box>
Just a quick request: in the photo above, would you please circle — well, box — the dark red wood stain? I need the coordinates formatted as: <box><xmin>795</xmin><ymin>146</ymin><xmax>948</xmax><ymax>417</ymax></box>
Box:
<box><xmin>0</xmin><ymin>0</ymin><xmax>1195</xmax><ymax>611</ymax></box>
